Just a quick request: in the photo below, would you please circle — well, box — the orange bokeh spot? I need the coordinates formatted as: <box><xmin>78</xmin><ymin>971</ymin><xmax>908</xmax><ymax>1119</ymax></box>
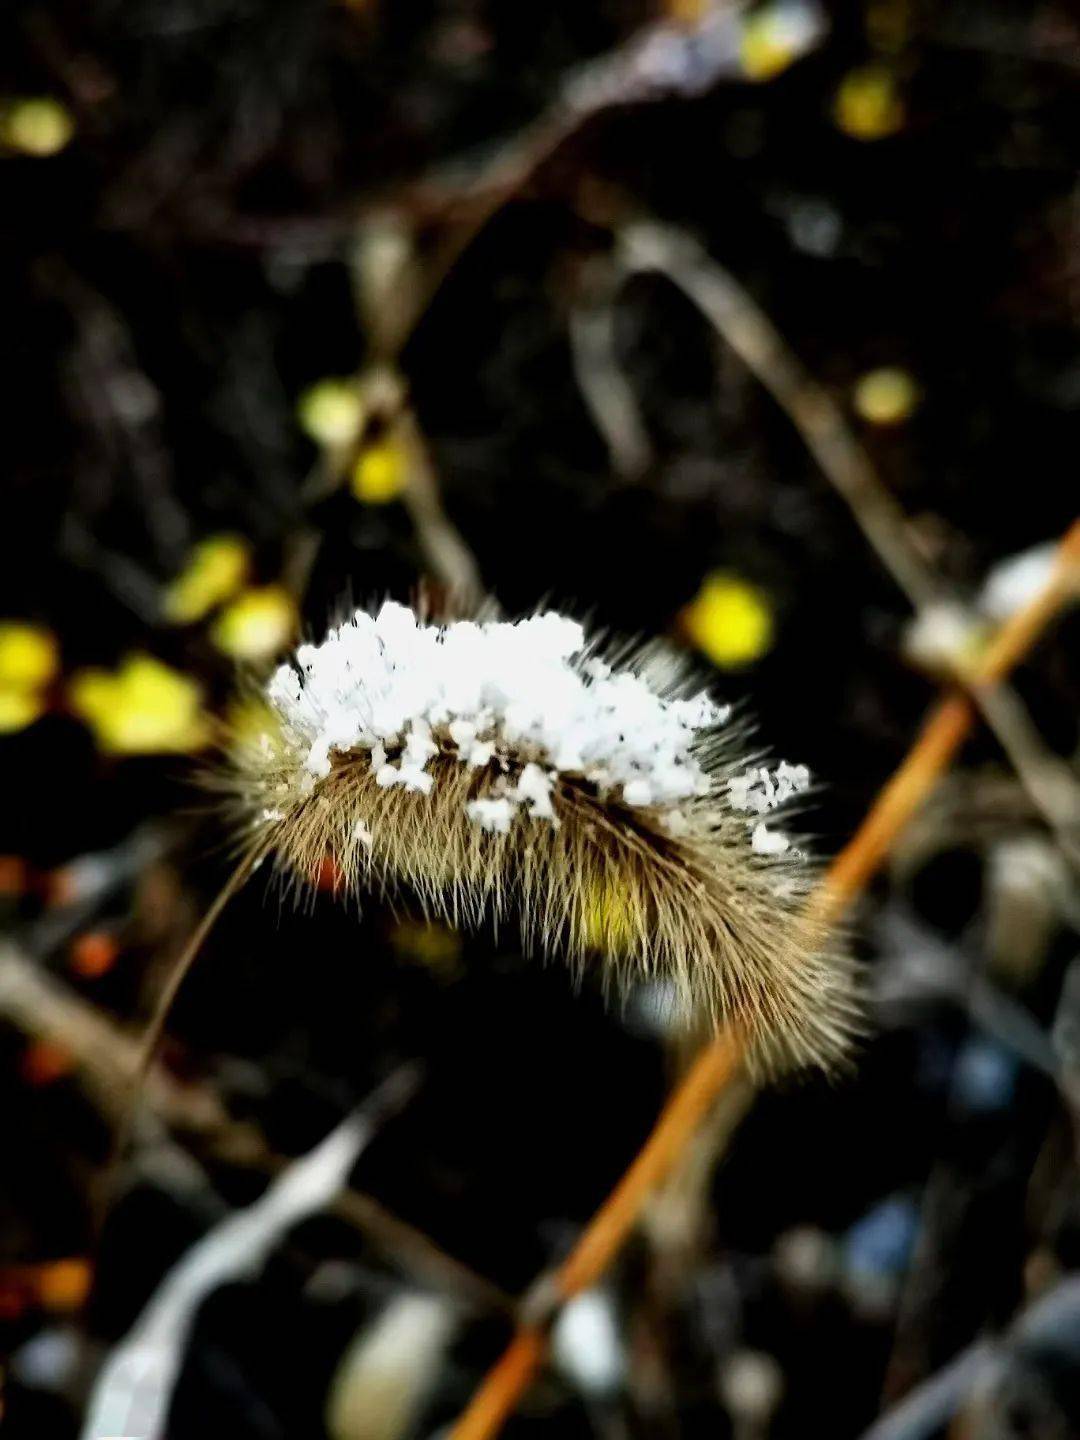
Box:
<box><xmin>0</xmin><ymin>1275</ymin><xmax>29</xmax><ymax>1320</ymax></box>
<box><xmin>69</xmin><ymin>930</ymin><xmax>120</xmax><ymax>979</ymax></box>
<box><xmin>20</xmin><ymin>1039</ymin><xmax>75</xmax><ymax>1087</ymax></box>
<box><xmin>0</xmin><ymin>855</ymin><xmax>26</xmax><ymax>896</ymax></box>
<box><xmin>313</xmin><ymin>855</ymin><xmax>344</xmax><ymax>893</ymax></box>
<box><xmin>45</xmin><ymin>865</ymin><xmax>80</xmax><ymax>907</ymax></box>
<box><xmin>34</xmin><ymin>1257</ymin><xmax>93</xmax><ymax>1313</ymax></box>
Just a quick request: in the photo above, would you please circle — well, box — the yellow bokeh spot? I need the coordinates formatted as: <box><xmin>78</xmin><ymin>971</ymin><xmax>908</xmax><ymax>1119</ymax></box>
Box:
<box><xmin>210</xmin><ymin>585</ymin><xmax>297</xmax><ymax>661</ymax></box>
<box><xmin>666</xmin><ymin>0</ymin><xmax>711</xmax><ymax>24</ymax></box>
<box><xmin>740</xmin><ymin>6</ymin><xmax>814</xmax><ymax>82</ymax></box>
<box><xmin>351</xmin><ymin>437</ymin><xmax>407</xmax><ymax>504</ymax></box>
<box><xmin>163</xmin><ymin>534</ymin><xmax>251</xmax><ymax>624</ymax></box>
<box><xmin>0</xmin><ymin>687</ymin><xmax>46</xmax><ymax>734</ymax></box>
<box><xmin>682</xmin><ymin>572</ymin><xmax>774</xmax><ymax>668</ymax></box>
<box><xmin>297</xmin><ymin>378</ymin><xmax>365</xmax><ymax>449</ymax></box>
<box><xmin>0</xmin><ymin>622</ymin><xmax>58</xmax><ymax>690</ymax></box>
<box><xmin>69</xmin><ymin>654</ymin><xmax>209</xmax><ymax>755</ymax></box>
<box><xmin>1</xmin><ymin>97</ymin><xmax>75</xmax><ymax>157</ymax></box>
<box><xmin>834</xmin><ymin>66</ymin><xmax>904</xmax><ymax>141</ymax></box>
<box><xmin>579</xmin><ymin>879</ymin><xmax>640</xmax><ymax>956</ymax></box>
<box><xmin>389</xmin><ymin>918</ymin><xmax>463</xmax><ymax>975</ymax></box>
<box><xmin>852</xmin><ymin>367</ymin><xmax>920</xmax><ymax>425</ymax></box>
<box><xmin>226</xmin><ymin>694</ymin><xmax>286</xmax><ymax>763</ymax></box>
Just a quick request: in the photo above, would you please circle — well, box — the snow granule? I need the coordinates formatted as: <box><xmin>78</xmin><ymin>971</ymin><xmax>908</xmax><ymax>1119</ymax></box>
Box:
<box><xmin>265</xmin><ymin>602</ymin><xmax>728</xmax><ymax>830</ymax></box>
<box><xmin>751</xmin><ymin>822</ymin><xmax>791</xmax><ymax>856</ymax></box>
<box><xmin>729</xmin><ymin>762</ymin><xmax>810</xmax><ymax>816</ymax></box>
<box><xmin>731</xmin><ymin>762</ymin><xmax>810</xmax><ymax>857</ymax></box>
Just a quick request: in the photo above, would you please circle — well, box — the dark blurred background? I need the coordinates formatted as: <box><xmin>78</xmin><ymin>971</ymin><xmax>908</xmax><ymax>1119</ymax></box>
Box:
<box><xmin>2</xmin><ymin>2</ymin><xmax>1079</xmax><ymax>1437</ymax></box>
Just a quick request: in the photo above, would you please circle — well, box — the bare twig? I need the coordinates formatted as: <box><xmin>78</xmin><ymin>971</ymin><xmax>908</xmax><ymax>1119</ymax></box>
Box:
<box><xmin>0</xmin><ymin>939</ymin><xmax>511</xmax><ymax>1316</ymax></box>
<box><xmin>568</xmin><ymin>260</ymin><xmax>654</xmax><ymax>480</ymax></box>
<box><xmin>397</xmin><ymin>409</ymin><xmax>485</xmax><ymax>608</ymax></box>
<box><xmin>615</xmin><ymin>219</ymin><xmax>1080</xmax><ymax>864</ymax></box>
<box><xmin>617</xmin><ymin>221</ymin><xmax>941</xmax><ymax>610</ymax></box>
<box><xmin>0</xmin><ymin>942</ymin><xmax>224</xmax><ymax>1136</ymax></box>
<box><xmin>449</xmin><ymin>519</ymin><xmax>1080</xmax><ymax>1440</ymax></box>
<box><xmin>82</xmin><ymin>1069</ymin><xmax>419</xmax><ymax>1440</ymax></box>
<box><xmin>973</xmin><ymin>683</ymin><xmax>1080</xmax><ymax>871</ymax></box>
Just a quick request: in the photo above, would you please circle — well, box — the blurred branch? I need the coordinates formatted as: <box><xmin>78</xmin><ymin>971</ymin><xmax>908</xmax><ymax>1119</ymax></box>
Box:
<box><xmin>449</xmin><ymin>519</ymin><xmax>1080</xmax><ymax>1440</ymax></box>
<box><xmin>81</xmin><ymin>1068</ymin><xmax>419</xmax><ymax>1440</ymax></box>
<box><xmin>0</xmin><ymin>942</ymin><xmax>512</xmax><ymax>1316</ymax></box>
<box><xmin>396</xmin><ymin>408</ymin><xmax>485</xmax><ymax>607</ymax></box>
<box><xmin>616</xmin><ymin>221</ymin><xmax>941</xmax><ymax>610</ymax></box>
<box><xmin>0</xmin><ymin>942</ymin><xmax>224</xmax><ymax>1135</ymax></box>
<box><xmin>24</xmin><ymin>826</ymin><xmax>172</xmax><ymax>957</ymax></box>
<box><xmin>297</xmin><ymin>6</ymin><xmax>830</xmax><ymax>610</ymax></box>
<box><xmin>974</xmin><ymin>683</ymin><xmax>1080</xmax><ymax>872</ymax></box>
<box><xmin>568</xmin><ymin>259</ymin><xmax>654</xmax><ymax>481</ymax></box>
<box><xmin>859</xmin><ymin>1274</ymin><xmax>1080</xmax><ymax>1439</ymax></box>
<box><xmin>388</xmin><ymin>3</ymin><xmax>825</xmax><ymax>355</ymax></box>
<box><xmin>615</xmin><ymin>219</ymin><xmax>1080</xmax><ymax>867</ymax></box>
<box><xmin>872</xmin><ymin>907</ymin><xmax>1060</xmax><ymax>1081</ymax></box>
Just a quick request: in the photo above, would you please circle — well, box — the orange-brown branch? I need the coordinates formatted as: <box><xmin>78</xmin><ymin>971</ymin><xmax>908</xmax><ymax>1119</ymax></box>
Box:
<box><xmin>449</xmin><ymin>518</ymin><xmax>1080</xmax><ymax>1440</ymax></box>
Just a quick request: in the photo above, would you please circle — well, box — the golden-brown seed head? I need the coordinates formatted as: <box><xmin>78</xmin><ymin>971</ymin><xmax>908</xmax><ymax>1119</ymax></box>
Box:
<box><xmin>221</xmin><ymin>603</ymin><xmax>857</xmax><ymax>1075</ymax></box>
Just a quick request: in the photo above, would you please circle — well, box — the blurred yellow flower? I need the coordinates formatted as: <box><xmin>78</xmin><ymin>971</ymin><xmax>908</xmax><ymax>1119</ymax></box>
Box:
<box><xmin>351</xmin><ymin>437</ymin><xmax>407</xmax><ymax>504</ymax></box>
<box><xmin>682</xmin><ymin>572</ymin><xmax>774</xmax><ymax>668</ymax></box>
<box><xmin>210</xmin><ymin>585</ymin><xmax>297</xmax><ymax>661</ymax></box>
<box><xmin>69</xmin><ymin>654</ymin><xmax>209</xmax><ymax>755</ymax></box>
<box><xmin>162</xmin><ymin>535</ymin><xmax>251</xmax><ymax>624</ymax></box>
<box><xmin>297</xmin><ymin>378</ymin><xmax>365</xmax><ymax>449</ymax></box>
<box><xmin>833</xmin><ymin>66</ymin><xmax>904</xmax><ymax>141</ymax></box>
<box><xmin>389</xmin><ymin>918</ymin><xmax>463</xmax><ymax>975</ymax></box>
<box><xmin>1</xmin><ymin>97</ymin><xmax>74</xmax><ymax>157</ymax></box>
<box><xmin>0</xmin><ymin>688</ymin><xmax>46</xmax><ymax>734</ymax></box>
<box><xmin>852</xmin><ymin>367</ymin><xmax>920</xmax><ymax>425</ymax></box>
<box><xmin>578</xmin><ymin>878</ymin><xmax>641</xmax><ymax>956</ymax></box>
<box><xmin>225</xmin><ymin>694</ymin><xmax>286</xmax><ymax>763</ymax></box>
<box><xmin>0</xmin><ymin>622</ymin><xmax>58</xmax><ymax>690</ymax></box>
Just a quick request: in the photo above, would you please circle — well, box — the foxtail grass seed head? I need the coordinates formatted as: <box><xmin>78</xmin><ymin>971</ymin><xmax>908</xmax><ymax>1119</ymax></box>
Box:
<box><xmin>224</xmin><ymin>602</ymin><xmax>856</xmax><ymax>1073</ymax></box>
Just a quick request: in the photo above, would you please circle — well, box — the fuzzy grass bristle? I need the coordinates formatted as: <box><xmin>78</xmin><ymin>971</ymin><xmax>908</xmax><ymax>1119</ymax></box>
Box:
<box><xmin>222</xmin><ymin>601</ymin><xmax>857</xmax><ymax>1075</ymax></box>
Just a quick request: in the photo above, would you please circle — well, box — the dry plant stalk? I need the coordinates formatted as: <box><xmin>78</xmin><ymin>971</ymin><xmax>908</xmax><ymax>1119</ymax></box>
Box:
<box><xmin>448</xmin><ymin>517</ymin><xmax>1080</xmax><ymax>1440</ymax></box>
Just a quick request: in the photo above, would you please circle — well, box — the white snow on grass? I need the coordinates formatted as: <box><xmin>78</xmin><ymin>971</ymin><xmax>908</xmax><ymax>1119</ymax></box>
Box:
<box><xmin>729</xmin><ymin>762</ymin><xmax>811</xmax><ymax>856</ymax></box>
<box><xmin>266</xmin><ymin>603</ymin><xmax>729</xmax><ymax>826</ymax></box>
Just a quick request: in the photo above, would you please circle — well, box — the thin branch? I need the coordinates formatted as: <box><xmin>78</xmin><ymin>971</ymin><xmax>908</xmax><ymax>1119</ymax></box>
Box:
<box><xmin>397</xmin><ymin>409</ymin><xmax>485</xmax><ymax>609</ymax></box>
<box><xmin>616</xmin><ymin>221</ymin><xmax>941</xmax><ymax>611</ymax></box>
<box><xmin>102</xmin><ymin>839</ymin><xmax>267</xmax><ymax>1192</ymax></box>
<box><xmin>82</xmin><ymin>1069</ymin><xmax>419</xmax><ymax>1440</ymax></box>
<box><xmin>0</xmin><ymin>940</ymin><xmax>510</xmax><ymax>1316</ymax></box>
<box><xmin>0</xmin><ymin>942</ymin><xmax>224</xmax><ymax>1136</ymax></box>
<box><xmin>448</xmin><ymin>518</ymin><xmax>1080</xmax><ymax>1440</ymax></box>
<box><xmin>616</xmin><ymin>219</ymin><xmax>1080</xmax><ymax>866</ymax></box>
<box><xmin>568</xmin><ymin>262</ymin><xmax>654</xmax><ymax>481</ymax></box>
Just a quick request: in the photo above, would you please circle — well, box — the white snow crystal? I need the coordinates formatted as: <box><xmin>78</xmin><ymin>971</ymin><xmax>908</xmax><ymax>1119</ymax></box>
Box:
<box><xmin>264</xmin><ymin>602</ymin><xmax>727</xmax><ymax>830</ymax></box>
<box><xmin>466</xmin><ymin>797</ymin><xmax>516</xmax><ymax>833</ymax></box>
<box><xmin>731</xmin><ymin>762</ymin><xmax>809</xmax><ymax>857</ymax></box>
<box><xmin>510</xmin><ymin>762</ymin><xmax>556</xmax><ymax>820</ymax></box>
<box><xmin>751</xmin><ymin>822</ymin><xmax>790</xmax><ymax>856</ymax></box>
<box><xmin>730</xmin><ymin>762</ymin><xmax>810</xmax><ymax>815</ymax></box>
